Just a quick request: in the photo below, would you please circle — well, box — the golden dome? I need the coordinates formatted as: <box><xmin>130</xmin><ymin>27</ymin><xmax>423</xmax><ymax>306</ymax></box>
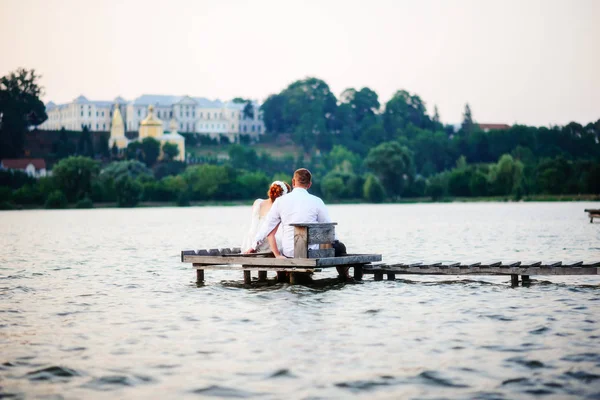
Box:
<box><xmin>141</xmin><ymin>105</ymin><xmax>162</xmax><ymax>126</ymax></box>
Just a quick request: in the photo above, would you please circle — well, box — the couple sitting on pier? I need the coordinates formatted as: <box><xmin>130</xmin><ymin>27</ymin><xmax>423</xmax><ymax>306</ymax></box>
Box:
<box><xmin>242</xmin><ymin>168</ymin><xmax>351</xmax><ymax>280</ymax></box>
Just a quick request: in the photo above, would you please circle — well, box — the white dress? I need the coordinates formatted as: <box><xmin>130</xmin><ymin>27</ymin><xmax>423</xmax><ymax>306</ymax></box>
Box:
<box><xmin>241</xmin><ymin>199</ymin><xmax>282</xmax><ymax>253</ymax></box>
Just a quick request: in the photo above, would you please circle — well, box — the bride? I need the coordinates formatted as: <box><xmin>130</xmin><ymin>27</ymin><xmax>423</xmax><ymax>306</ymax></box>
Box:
<box><xmin>241</xmin><ymin>181</ymin><xmax>291</xmax><ymax>253</ymax></box>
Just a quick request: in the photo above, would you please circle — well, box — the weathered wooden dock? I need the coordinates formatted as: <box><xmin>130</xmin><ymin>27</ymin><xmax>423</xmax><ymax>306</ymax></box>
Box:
<box><xmin>585</xmin><ymin>208</ymin><xmax>600</xmax><ymax>223</ymax></box>
<box><xmin>181</xmin><ymin>223</ymin><xmax>382</xmax><ymax>284</ymax></box>
<box><xmin>181</xmin><ymin>222</ymin><xmax>600</xmax><ymax>287</ymax></box>
<box><xmin>362</xmin><ymin>261</ymin><xmax>600</xmax><ymax>286</ymax></box>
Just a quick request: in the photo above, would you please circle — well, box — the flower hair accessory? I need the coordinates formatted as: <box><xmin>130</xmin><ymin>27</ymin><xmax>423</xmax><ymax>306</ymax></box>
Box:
<box><xmin>272</xmin><ymin>181</ymin><xmax>288</xmax><ymax>195</ymax></box>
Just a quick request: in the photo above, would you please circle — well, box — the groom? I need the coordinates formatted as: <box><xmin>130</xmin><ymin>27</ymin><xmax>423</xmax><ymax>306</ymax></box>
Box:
<box><xmin>246</xmin><ymin>168</ymin><xmax>351</xmax><ymax>279</ymax></box>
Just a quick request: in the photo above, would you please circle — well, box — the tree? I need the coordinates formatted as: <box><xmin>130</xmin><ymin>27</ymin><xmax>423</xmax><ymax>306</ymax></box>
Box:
<box><xmin>363</xmin><ymin>175</ymin><xmax>385</xmax><ymax>203</ymax></box>
<box><xmin>461</xmin><ymin>103</ymin><xmax>475</xmax><ymax>136</ymax></box>
<box><xmin>383</xmin><ymin>90</ymin><xmax>431</xmax><ymax>139</ymax></box>
<box><xmin>228</xmin><ymin>144</ymin><xmax>258</xmax><ymax>170</ymax></box>
<box><xmin>52</xmin><ymin>128</ymin><xmax>76</xmax><ymax>160</ymax></box>
<box><xmin>115</xmin><ymin>176</ymin><xmax>142</xmax><ymax>207</ymax></box>
<box><xmin>183</xmin><ymin>164</ymin><xmax>232</xmax><ymax>200</ymax></box>
<box><xmin>100</xmin><ymin>160</ymin><xmax>152</xmax><ymax>182</ymax></box>
<box><xmin>45</xmin><ymin>190</ymin><xmax>68</xmax><ymax>209</ymax></box>
<box><xmin>432</xmin><ymin>105</ymin><xmax>440</xmax><ymax>125</ymax></box>
<box><xmin>162</xmin><ymin>142</ymin><xmax>180</xmax><ymax>161</ymax></box>
<box><xmin>323</xmin><ymin>145</ymin><xmax>361</xmax><ymax>173</ymax></box>
<box><xmin>365</xmin><ymin>141</ymin><xmax>414</xmax><ymax>198</ymax></box>
<box><xmin>77</xmin><ymin>125</ymin><xmax>94</xmax><ymax>157</ymax></box>
<box><xmin>141</xmin><ymin>137</ymin><xmax>160</xmax><ymax>167</ymax></box>
<box><xmin>261</xmin><ymin>77</ymin><xmax>337</xmax><ymax>150</ymax></box>
<box><xmin>52</xmin><ymin>156</ymin><xmax>100</xmax><ymax>202</ymax></box>
<box><xmin>260</xmin><ymin>93</ymin><xmax>286</xmax><ymax>135</ymax></box>
<box><xmin>321</xmin><ymin>174</ymin><xmax>345</xmax><ymax>201</ymax></box>
<box><xmin>237</xmin><ymin>171</ymin><xmax>270</xmax><ymax>199</ymax></box>
<box><xmin>488</xmin><ymin>154</ymin><xmax>524</xmax><ymax>196</ymax></box>
<box><xmin>0</xmin><ymin>68</ymin><xmax>47</xmax><ymax>158</ymax></box>
<box><xmin>125</xmin><ymin>141</ymin><xmax>144</xmax><ymax>161</ymax></box>
<box><xmin>243</xmin><ymin>101</ymin><xmax>254</xmax><ymax>119</ymax></box>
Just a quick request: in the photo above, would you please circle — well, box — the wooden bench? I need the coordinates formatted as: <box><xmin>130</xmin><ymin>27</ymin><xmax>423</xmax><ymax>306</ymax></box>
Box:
<box><xmin>181</xmin><ymin>222</ymin><xmax>382</xmax><ymax>284</ymax></box>
<box><xmin>585</xmin><ymin>209</ymin><xmax>600</xmax><ymax>223</ymax></box>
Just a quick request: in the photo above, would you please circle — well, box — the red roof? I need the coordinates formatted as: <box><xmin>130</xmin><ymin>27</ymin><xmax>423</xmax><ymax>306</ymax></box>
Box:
<box><xmin>477</xmin><ymin>123</ymin><xmax>511</xmax><ymax>130</ymax></box>
<box><xmin>1</xmin><ymin>158</ymin><xmax>47</xmax><ymax>170</ymax></box>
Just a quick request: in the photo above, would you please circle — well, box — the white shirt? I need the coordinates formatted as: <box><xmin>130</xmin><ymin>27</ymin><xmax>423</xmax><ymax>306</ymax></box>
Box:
<box><xmin>252</xmin><ymin>187</ymin><xmax>333</xmax><ymax>257</ymax></box>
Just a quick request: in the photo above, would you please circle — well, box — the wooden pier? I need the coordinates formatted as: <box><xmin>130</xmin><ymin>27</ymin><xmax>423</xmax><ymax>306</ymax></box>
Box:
<box><xmin>585</xmin><ymin>208</ymin><xmax>600</xmax><ymax>223</ymax></box>
<box><xmin>362</xmin><ymin>261</ymin><xmax>600</xmax><ymax>287</ymax></box>
<box><xmin>181</xmin><ymin>223</ymin><xmax>382</xmax><ymax>285</ymax></box>
<box><xmin>181</xmin><ymin>222</ymin><xmax>599</xmax><ymax>287</ymax></box>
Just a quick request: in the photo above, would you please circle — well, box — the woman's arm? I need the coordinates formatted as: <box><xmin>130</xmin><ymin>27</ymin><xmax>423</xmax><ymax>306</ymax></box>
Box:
<box><xmin>267</xmin><ymin>224</ymin><xmax>285</xmax><ymax>258</ymax></box>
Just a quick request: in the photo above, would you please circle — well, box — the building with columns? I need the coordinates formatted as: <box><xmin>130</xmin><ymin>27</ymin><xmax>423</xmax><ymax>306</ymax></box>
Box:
<box><xmin>40</xmin><ymin>94</ymin><xmax>265</xmax><ymax>143</ymax></box>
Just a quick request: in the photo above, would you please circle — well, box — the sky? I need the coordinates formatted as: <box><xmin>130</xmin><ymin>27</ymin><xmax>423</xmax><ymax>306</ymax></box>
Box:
<box><xmin>1</xmin><ymin>0</ymin><xmax>598</xmax><ymax>126</ymax></box>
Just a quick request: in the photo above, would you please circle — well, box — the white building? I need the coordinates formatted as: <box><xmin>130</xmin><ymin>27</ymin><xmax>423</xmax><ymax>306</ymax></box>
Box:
<box><xmin>0</xmin><ymin>158</ymin><xmax>48</xmax><ymax>178</ymax></box>
<box><xmin>40</xmin><ymin>94</ymin><xmax>265</xmax><ymax>142</ymax></box>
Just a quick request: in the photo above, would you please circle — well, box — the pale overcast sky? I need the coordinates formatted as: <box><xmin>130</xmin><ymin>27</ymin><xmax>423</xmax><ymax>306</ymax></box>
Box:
<box><xmin>1</xmin><ymin>0</ymin><xmax>598</xmax><ymax>126</ymax></box>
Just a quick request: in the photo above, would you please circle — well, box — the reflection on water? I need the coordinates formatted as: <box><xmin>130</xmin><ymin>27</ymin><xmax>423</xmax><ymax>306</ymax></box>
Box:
<box><xmin>1</xmin><ymin>202</ymin><xmax>599</xmax><ymax>399</ymax></box>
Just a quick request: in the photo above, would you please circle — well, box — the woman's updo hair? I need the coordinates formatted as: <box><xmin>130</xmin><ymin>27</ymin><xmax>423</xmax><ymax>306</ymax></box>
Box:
<box><xmin>268</xmin><ymin>181</ymin><xmax>291</xmax><ymax>201</ymax></box>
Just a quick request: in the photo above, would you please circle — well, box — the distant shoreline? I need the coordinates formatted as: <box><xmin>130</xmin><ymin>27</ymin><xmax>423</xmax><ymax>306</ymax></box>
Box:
<box><xmin>2</xmin><ymin>194</ymin><xmax>599</xmax><ymax>211</ymax></box>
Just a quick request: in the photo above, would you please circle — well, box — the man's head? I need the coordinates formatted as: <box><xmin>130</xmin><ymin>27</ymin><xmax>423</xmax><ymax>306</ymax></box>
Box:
<box><xmin>292</xmin><ymin>168</ymin><xmax>312</xmax><ymax>189</ymax></box>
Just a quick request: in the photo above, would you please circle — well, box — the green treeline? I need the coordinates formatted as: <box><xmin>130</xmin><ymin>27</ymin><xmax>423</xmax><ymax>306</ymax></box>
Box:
<box><xmin>1</xmin><ymin>71</ymin><xmax>599</xmax><ymax>209</ymax></box>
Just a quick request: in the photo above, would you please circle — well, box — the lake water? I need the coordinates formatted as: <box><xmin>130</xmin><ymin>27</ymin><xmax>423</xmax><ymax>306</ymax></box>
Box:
<box><xmin>1</xmin><ymin>202</ymin><xmax>600</xmax><ymax>399</ymax></box>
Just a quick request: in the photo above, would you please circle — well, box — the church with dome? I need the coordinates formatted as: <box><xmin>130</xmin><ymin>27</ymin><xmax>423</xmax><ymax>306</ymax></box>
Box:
<box><xmin>109</xmin><ymin>104</ymin><xmax>185</xmax><ymax>161</ymax></box>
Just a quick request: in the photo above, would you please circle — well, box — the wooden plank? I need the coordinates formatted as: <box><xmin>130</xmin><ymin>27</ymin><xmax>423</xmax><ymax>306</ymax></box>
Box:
<box><xmin>294</xmin><ymin>226</ymin><xmax>308</xmax><ymax>259</ymax></box>
<box><xmin>460</xmin><ymin>262</ymin><xmax>481</xmax><ymax>268</ymax></box>
<box><xmin>258</xmin><ymin>271</ymin><xmax>267</xmax><ymax>281</ymax></box>
<box><xmin>362</xmin><ymin>262</ymin><xmax>386</xmax><ymax>270</ymax></box>
<box><xmin>243</xmin><ymin>270</ymin><xmax>251</xmax><ymax>284</ymax></box>
<box><xmin>503</xmin><ymin>261</ymin><xmax>522</xmax><ymax>268</ymax></box>
<box><xmin>193</xmin><ymin>265</ymin><xmax>320</xmax><ymax>273</ymax></box>
<box><xmin>563</xmin><ymin>261</ymin><xmax>583</xmax><ymax>267</ymax></box>
<box><xmin>308</xmin><ymin>248</ymin><xmax>335</xmax><ymax>258</ymax></box>
<box><xmin>315</xmin><ymin>254</ymin><xmax>382</xmax><ymax>266</ymax></box>
<box><xmin>440</xmin><ymin>262</ymin><xmax>460</xmax><ymax>268</ymax></box>
<box><xmin>231</xmin><ymin>247</ymin><xmax>241</xmax><ymax>254</ymax></box>
<box><xmin>220</xmin><ymin>252</ymin><xmax>273</xmax><ymax>258</ymax></box>
<box><xmin>520</xmin><ymin>261</ymin><xmax>542</xmax><ymax>268</ymax></box>
<box><xmin>182</xmin><ymin>250</ymin><xmax>196</xmax><ymax>262</ymax></box>
<box><xmin>482</xmin><ymin>261</ymin><xmax>502</xmax><ymax>268</ymax></box>
<box><xmin>541</xmin><ymin>261</ymin><xmax>562</xmax><ymax>268</ymax></box>
<box><xmin>208</xmin><ymin>248</ymin><xmax>220</xmax><ymax>256</ymax></box>
<box><xmin>197</xmin><ymin>249</ymin><xmax>209</xmax><ymax>256</ymax></box>
<box><xmin>183</xmin><ymin>254</ymin><xmax>317</xmax><ymax>267</ymax></box>
<box><xmin>307</xmin><ymin>226</ymin><xmax>335</xmax><ymax>245</ymax></box>
<box><xmin>219</xmin><ymin>248</ymin><xmax>232</xmax><ymax>255</ymax></box>
<box><xmin>583</xmin><ymin>261</ymin><xmax>600</xmax><ymax>267</ymax></box>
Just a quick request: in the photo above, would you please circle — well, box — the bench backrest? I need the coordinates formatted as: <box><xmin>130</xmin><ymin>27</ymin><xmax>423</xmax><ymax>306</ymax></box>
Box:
<box><xmin>290</xmin><ymin>222</ymin><xmax>337</xmax><ymax>259</ymax></box>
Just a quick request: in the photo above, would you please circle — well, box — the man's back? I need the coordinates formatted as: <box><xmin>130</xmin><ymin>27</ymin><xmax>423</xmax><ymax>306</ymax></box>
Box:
<box><xmin>269</xmin><ymin>187</ymin><xmax>332</xmax><ymax>257</ymax></box>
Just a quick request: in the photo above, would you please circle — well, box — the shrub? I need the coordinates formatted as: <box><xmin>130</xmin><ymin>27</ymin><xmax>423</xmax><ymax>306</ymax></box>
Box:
<box><xmin>115</xmin><ymin>176</ymin><xmax>142</xmax><ymax>207</ymax></box>
<box><xmin>45</xmin><ymin>190</ymin><xmax>68</xmax><ymax>209</ymax></box>
<box><xmin>176</xmin><ymin>190</ymin><xmax>191</xmax><ymax>207</ymax></box>
<box><xmin>363</xmin><ymin>175</ymin><xmax>386</xmax><ymax>203</ymax></box>
<box><xmin>75</xmin><ymin>197</ymin><xmax>93</xmax><ymax>209</ymax></box>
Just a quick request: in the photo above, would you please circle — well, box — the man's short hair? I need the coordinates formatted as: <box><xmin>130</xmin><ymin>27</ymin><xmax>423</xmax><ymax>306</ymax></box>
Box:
<box><xmin>294</xmin><ymin>168</ymin><xmax>312</xmax><ymax>186</ymax></box>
